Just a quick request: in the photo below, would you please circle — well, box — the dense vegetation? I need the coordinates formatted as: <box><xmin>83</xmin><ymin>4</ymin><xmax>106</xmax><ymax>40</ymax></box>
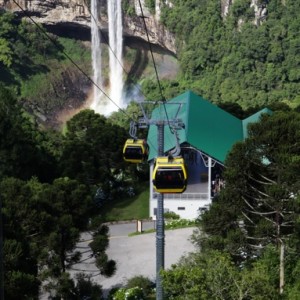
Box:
<box><xmin>0</xmin><ymin>83</ymin><xmax>148</xmax><ymax>298</ymax></box>
<box><xmin>161</xmin><ymin>110</ymin><xmax>300</xmax><ymax>299</ymax></box>
<box><xmin>0</xmin><ymin>10</ymin><xmax>91</xmax><ymax>128</ymax></box>
<box><xmin>0</xmin><ymin>10</ymin><xmax>150</xmax><ymax>298</ymax></box>
<box><xmin>143</xmin><ymin>0</ymin><xmax>300</xmax><ymax>110</ymax></box>
<box><xmin>143</xmin><ymin>3</ymin><xmax>300</xmax><ymax>297</ymax></box>
<box><xmin>1</xmin><ymin>1</ymin><xmax>300</xmax><ymax>298</ymax></box>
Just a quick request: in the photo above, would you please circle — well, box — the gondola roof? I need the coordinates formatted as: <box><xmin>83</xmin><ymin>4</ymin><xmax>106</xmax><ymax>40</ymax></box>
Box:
<box><xmin>147</xmin><ymin>91</ymin><xmax>272</xmax><ymax>164</ymax></box>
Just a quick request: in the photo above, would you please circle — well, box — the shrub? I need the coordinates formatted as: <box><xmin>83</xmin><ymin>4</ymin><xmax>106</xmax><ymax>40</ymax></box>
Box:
<box><xmin>165</xmin><ymin>219</ymin><xmax>196</xmax><ymax>229</ymax></box>
<box><xmin>126</xmin><ymin>275</ymin><xmax>154</xmax><ymax>297</ymax></box>
<box><xmin>145</xmin><ymin>0</ymin><xmax>155</xmax><ymax>14</ymax></box>
<box><xmin>113</xmin><ymin>287</ymin><xmax>144</xmax><ymax>300</ymax></box>
<box><xmin>163</xmin><ymin>212</ymin><xmax>180</xmax><ymax>220</ymax></box>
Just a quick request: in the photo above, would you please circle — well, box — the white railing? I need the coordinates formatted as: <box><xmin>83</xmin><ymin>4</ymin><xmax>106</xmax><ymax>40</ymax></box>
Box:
<box><xmin>152</xmin><ymin>192</ymin><xmax>209</xmax><ymax>200</ymax></box>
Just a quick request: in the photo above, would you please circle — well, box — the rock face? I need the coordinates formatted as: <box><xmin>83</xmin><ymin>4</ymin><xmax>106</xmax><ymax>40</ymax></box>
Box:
<box><xmin>0</xmin><ymin>0</ymin><xmax>270</xmax><ymax>53</ymax></box>
<box><xmin>250</xmin><ymin>0</ymin><xmax>268</xmax><ymax>25</ymax></box>
<box><xmin>1</xmin><ymin>0</ymin><xmax>89</xmax><ymax>24</ymax></box>
<box><xmin>221</xmin><ymin>0</ymin><xmax>268</xmax><ymax>24</ymax></box>
<box><xmin>0</xmin><ymin>0</ymin><xmax>176</xmax><ymax>54</ymax></box>
<box><xmin>221</xmin><ymin>0</ymin><xmax>233</xmax><ymax>18</ymax></box>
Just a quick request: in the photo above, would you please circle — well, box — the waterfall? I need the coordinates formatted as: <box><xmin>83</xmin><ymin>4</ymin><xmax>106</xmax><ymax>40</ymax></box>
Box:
<box><xmin>90</xmin><ymin>0</ymin><xmax>124</xmax><ymax>116</ymax></box>
<box><xmin>90</xmin><ymin>0</ymin><xmax>103</xmax><ymax>113</ymax></box>
<box><xmin>107</xmin><ymin>0</ymin><xmax>124</xmax><ymax>113</ymax></box>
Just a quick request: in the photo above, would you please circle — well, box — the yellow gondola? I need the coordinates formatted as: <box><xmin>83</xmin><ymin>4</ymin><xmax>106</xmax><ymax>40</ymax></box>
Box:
<box><xmin>123</xmin><ymin>139</ymin><xmax>148</xmax><ymax>163</ymax></box>
<box><xmin>152</xmin><ymin>156</ymin><xmax>187</xmax><ymax>193</ymax></box>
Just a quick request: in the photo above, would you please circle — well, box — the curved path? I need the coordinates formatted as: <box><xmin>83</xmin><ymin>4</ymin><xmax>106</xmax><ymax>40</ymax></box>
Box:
<box><xmin>74</xmin><ymin>222</ymin><xmax>197</xmax><ymax>295</ymax></box>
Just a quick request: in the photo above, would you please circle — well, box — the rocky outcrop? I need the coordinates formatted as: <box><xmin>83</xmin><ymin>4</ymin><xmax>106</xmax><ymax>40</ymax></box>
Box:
<box><xmin>0</xmin><ymin>0</ymin><xmax>176</xmax><ymax>54</ymax></box>
<box><xmin>221</xmin><ymin>0</ymin><xmax>268</xmax><ymax>25</ymax></box>
<box><xmin>0</xmin><ymin>0</ymin><xmax>89</xmax><ymax>29</ymax></box>
<box><xmin>221</xmin><ymin>0</ymin><xmax>233</xmax><ymax>18</ymax></box>
<box><xmin>0</xmin><ymin>0</ymin><xmax>271</xmax><ymax>54</ymax></box>
<box><xmin>250</xmin><ymin>0</ymin><xmax>268</xmax><ymax>25</ymax></box>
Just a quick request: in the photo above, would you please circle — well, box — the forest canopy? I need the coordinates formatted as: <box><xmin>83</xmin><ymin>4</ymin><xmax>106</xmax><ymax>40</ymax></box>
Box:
<box><xmin>0</xmin><ymin>1</ymin><xmax>300</xmax><ymax>298</ymax></box>
<box><xmin>142</xmin><ymin>0</ymin><xmax>300</xmax><ymax>109</ymax></box>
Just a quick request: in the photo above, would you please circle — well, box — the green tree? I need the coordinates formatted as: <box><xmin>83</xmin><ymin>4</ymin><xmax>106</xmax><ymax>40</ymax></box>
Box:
<box><xmin>162</xmin><ymin>251</ymin><xmax>241</xmax><ymax>299</ymax></box>
<box><xmin>1</xmin><ymin>175</ymin><xmax>114</xmax><ymax>298</ymax></box>
<box><xmin>40</xmin><ymin>178</ymin><xmax>92</xmax><ymax>279</ymax></box>
<box><xmin>74</xmin><ymin>273</ymin><xmax>104</xmax><ymax>300</ymax></box>
<box><xmin>1</xmin><ymin>177</ymin><xmax>49</xmax><ymax>299</ymax></box>
<box><xmin>0</xmin><ymin>37</ymin><xmax>12</xmax><ymax>67</ymax></box>
<box><xmin>125</xmin><ymin>275</ymin><xmax>154</xmax><ymax>298</ymax></box>
<box><xmin>158</xmin><ymin>0</ymin><xmax>300</xmax><ymax>108</ymax></box>
<box><xmin>38</xmin><ymin>177</ymin><xmax>115</xmax><ymax>298</ymax></box>
<box><xmin>161</xmin><ymin>249</ymin><xmax>282</xmax><ymax>299</ymax></box>
<box><xmin>89</xmin><ymin>225</ymin><xmax>116</xmax><ymax>277</ymax></box>
<box><xmin>61</xmin><ymin>109</ymin><xmax>127</xmax><ymax>187</ymax></box>
<box><xmin>239</xmin><ymin>246</ymin><xmax>280</xmax><ymax>299</ymax></box>
<box><xmin>112</xmin><ymin>287</ymin><xmax>144</xmax><ymax>300</ymax></box>
<box><xmin>0</xmin><ymin>11</ymin><xmax>15</xmax><ymax>71</ymax></box>
<box><xmin>195</xmin><ymin>111</ymin><xmax>300</xmax><ymax>294</ymax></box>
<box><xmin>108</xmin><ymin>101</ymin><xmax>141</xmax><ymax>130</ymax></box>
<box><xmin>0</xmin><ymin>84</ymin><xmax>57</xmax><ymax>182</ymax></box>
<box><xmin>46</xmin><ymin>272</ymin><xmax>104</xmax><ymax>300</ymax></box>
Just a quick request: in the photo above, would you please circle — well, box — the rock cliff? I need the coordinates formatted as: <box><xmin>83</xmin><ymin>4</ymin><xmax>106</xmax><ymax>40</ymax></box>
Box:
<box><xmin>221</xmin><ymin>0</ymin><xmax>268</xmax><ymax>24</ymax></box>
<box><xmin>0</xmin><ymin>0</ymin><xmax>271</xmax><ymax>54</ymax></box>
<box><xmin>0</xmin><ymin>0</ymin><xmax>176</xmax><ymax>54</ymax></box>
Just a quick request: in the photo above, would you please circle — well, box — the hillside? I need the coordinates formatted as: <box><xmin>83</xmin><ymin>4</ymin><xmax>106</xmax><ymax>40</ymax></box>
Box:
<box><xmin>0</xmin><ymin>11</ymin><xmax>92</xmax><ymax>128</ymax></box>
<box><xmin>143</xmin><ymin>0</ymin><xmax>300</xmax><ymax>110</ymax></box>
<box><xmin>0</xmin><ymin>0</ymin><xmax>299</xmax><ymax>126</ymax></box>
<box><xmin>0</xmin><ymin>1</ymin><xmax>300</xmax><ymax>298</ymax></box>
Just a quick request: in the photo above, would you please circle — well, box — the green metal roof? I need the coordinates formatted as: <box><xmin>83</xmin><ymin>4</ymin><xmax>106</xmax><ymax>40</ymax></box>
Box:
<box><xmin>147</xmin><ymin>91</ymin><xmax>271</xmax><ymax>163</ymax></box>
<box><xmin>242</xmin><ymin>108</ymin><xmax>273</xmax><ymax>139</ymax></box>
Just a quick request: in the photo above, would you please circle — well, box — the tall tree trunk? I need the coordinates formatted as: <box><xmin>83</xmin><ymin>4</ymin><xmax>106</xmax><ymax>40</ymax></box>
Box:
<box><xmin>276</xmin><ymin>210</ymin><xmax>284</xmax><ymax>294</ymax></box>
<box><xmin>60</xmin><ymin>230</ymin><xmax>66</xmax><ymax>273</ymax></box>
<box><xmin>279</xmin><ymin>241</ymin><xmax>284</xmax><ymax>294</ymax></box>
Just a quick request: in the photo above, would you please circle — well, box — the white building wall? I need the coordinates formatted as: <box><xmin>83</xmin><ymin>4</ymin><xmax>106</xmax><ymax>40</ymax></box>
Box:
<box><xmin>148</xmin><ymin>148</ymin><xmax>223</xmax><ymax>220</ymax></box>
<box><xmin>150</xmin><ymin>198</ymin><xmax>211</xmax><ymax>220</ymax></box>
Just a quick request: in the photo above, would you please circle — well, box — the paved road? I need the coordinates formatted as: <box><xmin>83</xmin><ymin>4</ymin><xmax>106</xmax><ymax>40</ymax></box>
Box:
<box><xmin>72</xmin><ymin>221</ymin><xmax>197</xmax><ymax>296</ymax></box>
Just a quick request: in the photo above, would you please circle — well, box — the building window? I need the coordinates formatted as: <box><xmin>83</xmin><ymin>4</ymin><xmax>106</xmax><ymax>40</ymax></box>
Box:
<box><xmin>178</xmin><ymin>207</ymin><xmax>185</xmax><ymax>210</ymax></box>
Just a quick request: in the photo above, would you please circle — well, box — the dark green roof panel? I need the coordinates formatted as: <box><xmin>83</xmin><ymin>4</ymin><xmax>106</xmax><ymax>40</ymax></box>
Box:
<box><xmin>185</xmin><ymin>92</ymin><xmax>243</xmax><ymax>163</ymax></box>
<box><xmin>147</xmin><ymin>91</ymin><xmax>271</xmax><ymax>164</ymax></box>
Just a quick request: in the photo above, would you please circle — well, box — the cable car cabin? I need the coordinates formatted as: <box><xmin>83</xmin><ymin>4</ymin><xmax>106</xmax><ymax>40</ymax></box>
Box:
<box><xmin>152</xmin><ymin>157</ymin><xmax>187</xmax><ymax>193</ymax></box>
<box><xmin>123</xmin><ymin>139</ymin><xmax>148</xmax><ymax>163</ymax></box>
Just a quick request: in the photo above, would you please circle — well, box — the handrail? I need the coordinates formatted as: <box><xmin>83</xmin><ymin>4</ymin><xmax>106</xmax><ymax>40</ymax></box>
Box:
<box><xmin>153</xmin><ymin>192</ymin><xmax>209</xmax><ymax>200</ymax></box>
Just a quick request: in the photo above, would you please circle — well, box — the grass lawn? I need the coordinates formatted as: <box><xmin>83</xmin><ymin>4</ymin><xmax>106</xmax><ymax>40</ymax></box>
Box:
<box><xmin>101</xmin><ymin>182</ymin><xmax>150</xmax><ymax>222</ymax></box>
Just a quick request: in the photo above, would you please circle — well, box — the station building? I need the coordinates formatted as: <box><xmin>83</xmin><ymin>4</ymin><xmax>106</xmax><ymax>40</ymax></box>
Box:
<box><xmin>147</xmin><ymin>91</ymin><xmax>271</xmax><ymax>219</ymax></box>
